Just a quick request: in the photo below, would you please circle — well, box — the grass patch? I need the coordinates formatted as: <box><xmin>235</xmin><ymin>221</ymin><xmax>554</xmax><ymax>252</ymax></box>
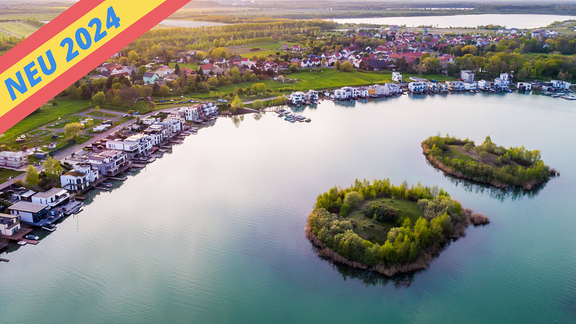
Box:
<box><xmin>240</xmin><ymin>50</ymin><xmax>280</xmax><ymax>58</ymax></box>
<box><xmin>85</xmin><ymin>111</ymin><xmax>120</xmax><ymax>118</ymax></box>
<box><xmin>348</xmin><ymin>198</ymin><xmax>424</xmax><ymax>245</ymax></box>
<box><xmin>168</xmin><ymin>62</ymin><xmax>199</xmax><ymax>71</ymax></box>
<box><xmin>0</xmin><ymin>168</ymin><xmax>24</xmax><ymax>183</ymax></box>
<box><xmin>0</xmin><ymin>21</ymin><xmax>40</xmax><ymax>38</ymax></box>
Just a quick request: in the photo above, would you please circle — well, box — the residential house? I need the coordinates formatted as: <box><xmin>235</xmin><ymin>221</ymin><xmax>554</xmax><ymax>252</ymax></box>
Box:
<box><xmin>60</xmin><ymin>164</ymin><xmax>99</xmax><ymax>191</ymax></box>
<box><xmin>106</xmin><ymin>134</ymin><xmax>152</xmax><ymax>159</ymax></box>
<box><xmin>88</xmin><ymin>150</ymin><xmax>128</xmax><ymax>177</ymax></box>
<box><xmin>0</xmin><ymin>214</ymin><xmax>21</xmax><ymax>236</ymax></box>
<box><xmin>143</xmin><ymin>124</ymin><xmax>169</xmax><ymax>146</ymax></box>
<box><xmin>460</xmin><ymin>70</ymin><xmax>475</xmax><ymax>83</ymax></box>
<box><xmin>7</xmin><ymin>201</ymin><xmax>49</xmax><ymax>225</ymax></box>
<box><xmin>446</xmin><ymin>81</ymin><xmax>465</xmax><ymax>91</ymax></box>
<box><xmin>157</xmin><ymin>66</ymin><xmax>175</xmax><ymax>78</ymax></box>
<box><xmin>31</xmin><ymin>188</ymin><xmax>70</xmax><ymax>208</ymax></box>
<box><xmin>0</xmin><ymin>151</ymin><xmax>27</xmax><ymax>168</ymax></box>
<box><xmin>392</xmin><ymin>72</ymin><xmax>403</xmax><ymax>83</ymax></box>
<box><xmin>240</xmin><ymin>58</ymin><xmax>251</xmax><ymax>66</ymax></box>
<box><xmin>551</xmin><ymin>80</ymin><xmax>571</xmax><ymax>91</ymax></box>
<box><xmin>517</xmin><ymin>82</ymin><xmax>532</xmax><ymax>91</ymax></box>
<box><xmin>143</xmin><ymin>72</ymin><xmax>159</xmax><ymax>84</ymax></box>
<box><xmin>200</xmin><ymin>64</ymin><xmax>213</xmax><ymax>75</ymax></box>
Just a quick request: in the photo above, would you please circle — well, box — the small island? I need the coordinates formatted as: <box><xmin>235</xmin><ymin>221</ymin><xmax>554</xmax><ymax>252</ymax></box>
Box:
<box><xmin>306</xmin><ymin>179</ymin><xmax>489</xmax><ymax>277</ymax></box>
<box><xmin>422</xmin><ymin>135</ymin><xmax>558</xmax><ymax>190</ymax></box>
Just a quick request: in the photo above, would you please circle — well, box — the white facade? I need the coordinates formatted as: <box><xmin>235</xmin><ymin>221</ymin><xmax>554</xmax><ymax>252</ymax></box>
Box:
<box><xmin>384</xmin><ymin>83</ymin><xmax>402</xmax><ymax>94</ymax></box>
<box><xmin>517</xmin><ymin>82</ymin><xmax>532</xmax><ymax>91</ymax></box>
<box><xmin>356</xmin><ymin>87</ymin><xmax>369</xmax><ymax>97</ymax></box>
<box><xmin>31</xmin><ymin>188</ymin><xmax>70</xmax><ymax>208</ymax></box>
<box><xmin>106</xmin><ymin>134</ymin><xmax>152</xmax><ymax>158</ymax></box>
<box><xmin>463</xmin><ymin>82</ymin><xmax>478</xmax><ymax>90</ymax></box>
<box><xmin>446</xmin><ymin>81</ymin><xmax>465</xmax><ymax>91</ymax></box>
<box><xmin>551</xmin><ymin>80</ymin><xmax>571</xmax><ymax>90</ymax></box>
<box><xmin>0</xmin><ymin>151</ymin><xmax>27</xmax><ymax>168</ymax></box>
<box><xmin>179</xmin><ymin>107</ymin><xmax>199</xmax><ymax>121</ymax></box>
<box><xmin>0</xmin><ymin>214</ymin><xmax>21</xmax><ymax>236</ymax></box>
<box><xmin>392</xmin><ymin>72</ymin><xmax>402</xmax><ymax>82</ymax></box>
<box><xmin>460</xmin><ymin>70</ymin><xmax>475</xmax><ymax>83</ymax></box>
<box><xmin>427</xmin><ymin>82</ymin><xmax>438</xmax><ymax>92</ymax></box>
<box><xmin>8</xmin><ymin>201</ymin><xmax>49</xmax><ymax>224</ymax></box>
<box><xmin>88</xmin><ymin>150</ymin><xmax>128</xmax><ymax>177</ymax></box>
<box><xmin>409</xmin><ymin>82</ymin><xmax>428</xmax><ymax>93</ymax></box>
<box><xmin>290</xmin><ymin>92</ymin><xmax>306</xmax><ymax>105</ymax></box>
<box><xmin>61</xmin><ymin>164</ymin><xmax>99</xmax><ymax>191</ymax></box>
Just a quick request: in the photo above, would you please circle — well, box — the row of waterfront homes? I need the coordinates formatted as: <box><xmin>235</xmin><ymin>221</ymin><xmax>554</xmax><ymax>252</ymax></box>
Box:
<box><xmin>0</xmin><ymin>103</ymin><xmax>218</xmax><ymax>235</ymax></box>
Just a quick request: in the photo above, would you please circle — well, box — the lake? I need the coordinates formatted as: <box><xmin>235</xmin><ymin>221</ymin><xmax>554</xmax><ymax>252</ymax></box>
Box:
<box><xmin>332</xmin><ymin>14</ymin><xmax>576</xmax><ymax>29</ymax></box>
<box><xmin>1</xmin><ymin>93</ymin><xmax>576</xmax><ymax>323</ymax></box>
<box><xmin>158</xmin><ymin>19</ymin><xmax>227</xmax><ymax>28</ymax></box>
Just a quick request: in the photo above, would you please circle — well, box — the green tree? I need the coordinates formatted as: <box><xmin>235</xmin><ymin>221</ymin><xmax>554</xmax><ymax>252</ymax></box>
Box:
<box><xmin>138</xmin><ymin>65</ymin><xmax>147</xmax><ymax>75</ymax></box>
<box><xmin>158</xmin><ymin>85</ymin><xmax>170</xmax><ymax>97</ymax></box>
<box><xmin>25</xmin><ymin>165</ymin><xmax>39</xmax><ymax>188</ymax></box>
<box><xmin>91</xmin><ymin>91</ymin><xmax>106</xmax><ymax>105</ymax></box>
<box><xmin>343</xmin><ymin>191</ymin><xmax>363</xmax><ymax>208</ymax></box>
<box><xmin>43</xmin><ymin>156</ymin><xmax>62</xmax><ymax>180</ymax></box>
<box><xmin>231</xmin><ymin>95</ymin><xmax>244</xmax><ymax>113</ymax></box>
<box><xmin>335</xmin><ymin>60</ymin><xmax>342</xmax><ymax>70</ymax></box>
<box><xmin>253</xmin><ymin>99</ymin><xmax>263</xmax><ymax>110</ymax></box>
<box><xmin>128</xmin><ymin>50</ymin><xmax>139</xmax><ymax>62</ymax></box>
<box><xmin>64</xmin><ymin>123</ymin><xmax>84</xmax><ymax>139</ymax></box>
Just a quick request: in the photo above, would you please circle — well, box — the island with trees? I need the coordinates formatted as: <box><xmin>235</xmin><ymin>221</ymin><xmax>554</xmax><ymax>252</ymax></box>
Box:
<box><xmin>306</xmin><ymin>179</ymin><xmax>489</xmax><ymax>277</ymax></box>
<box><xmin>422</xmin><ymin>135</ymin><xmax>557</xmax><ymax>190</ymax></box>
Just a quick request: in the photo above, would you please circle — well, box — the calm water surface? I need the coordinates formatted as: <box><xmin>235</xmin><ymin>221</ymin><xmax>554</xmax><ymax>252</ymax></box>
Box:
<box><xmin>332</xmin><ymin>14</ymin><xmax>576</xmax><ymax>28</ymax></box>
<box><xmin>1</xmin><ymin>93</ymin><xmax>575</xmax><ymax>323</ymax></box>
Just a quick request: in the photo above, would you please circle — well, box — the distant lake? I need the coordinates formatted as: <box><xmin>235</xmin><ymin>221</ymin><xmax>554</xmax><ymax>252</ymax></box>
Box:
<box><xmin>331</xmin><ymin>14</ymin><xmax>576</xmax><ymax>29</ymax></box>
<box><xmin>158</xmin><ymin>20</ymin><xmax>227</xmax><ymax>28</ymax></box>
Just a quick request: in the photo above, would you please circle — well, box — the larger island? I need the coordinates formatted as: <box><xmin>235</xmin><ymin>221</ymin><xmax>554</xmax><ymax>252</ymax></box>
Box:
<box><xmin>306</xmin><ymin>179</ymin><xmax>489</xmax><ymax>277</ymax></box>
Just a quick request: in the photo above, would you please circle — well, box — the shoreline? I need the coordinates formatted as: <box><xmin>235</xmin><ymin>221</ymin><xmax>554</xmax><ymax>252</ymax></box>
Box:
<box><xmin>421</xmin><ymin>143</ymin><xmax>551</xmax><ymax>191</ymax></box>
<box><xmin>306</xmin><ymin>207</ymin><xmax>488</xmax><ymax>277</ymax></box>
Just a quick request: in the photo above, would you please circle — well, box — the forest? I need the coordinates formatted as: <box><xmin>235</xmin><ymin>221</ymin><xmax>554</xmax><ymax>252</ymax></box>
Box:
<box><xmin>307</xmin><ymin>179</ymin><xmax>488</xmax><ymax>274</ymax></box>
<box><xmin>422</xmin><ymin>135</ymin><xmax>554</xmax><ymax>190</ymax></box>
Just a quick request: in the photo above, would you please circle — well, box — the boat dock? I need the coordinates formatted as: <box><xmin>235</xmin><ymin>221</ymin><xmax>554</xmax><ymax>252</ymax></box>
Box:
<box><xmin>1</xmin><ymin>227</ymin><xmax>33</xmax><ymax>241</ymax></box>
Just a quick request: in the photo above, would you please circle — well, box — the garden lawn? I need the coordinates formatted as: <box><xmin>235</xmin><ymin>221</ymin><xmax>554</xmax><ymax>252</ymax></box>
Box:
<box><xmin>348</xmin><ymin>198</ymin><xmax>424</xmax><ymax>245</ymax></box>
<box><xmin>168</xmin><ymin>62</ymin><xmax>199</xmax><ymax>71</ymax></box>
<box><xmin>0</xmin><ymin>168</ymin><xmax>24</xmax><ymax>184</ymax></box>
<box><xmin>240</xmin><ymin>50</ymin><xmax>279</xmax><ymax>58</ymax></box>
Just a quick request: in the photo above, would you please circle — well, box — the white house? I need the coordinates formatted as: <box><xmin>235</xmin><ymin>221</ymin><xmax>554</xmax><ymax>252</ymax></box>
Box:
<box><xmin>106</xmin><ymin>134</ymin><xmax>152</xmax><ymax>158</ymax></box>
<box><xmin>446</xmin><ymin>81</ymin><xmax>465</xmax><ymax>91</ymax></box>
<box><xmin>7</xmin><ymin>201</ymin><xmax>49</xmax><ymax>224</ymax></box>
<box><xmin>290</xmin><ymin>92</ymin><xmax>306</xmax><ymax>105</ymax></box>
<box><xmin>463</xmin><ymin>82</ymin><xmax>478</xmax><ymax>91</ymax></box>
<box><xmin>427</xmin><ymin>82</ymin><xmax>438</xmax><ymax>92</ymax></box>
<box><xmin>0</xmin><ymin>151</ymin><xmax>27</xmax><ymax>168</ymax></box>
<box><xmin>496</xmin><ymin>73</ymin><xmax>511</xmax><ymax>86</ymax></box>
<box><xmin>31</xmin><ymin>188</ymin><xmax>70</xmax><ymax>208</ymax></box>
<box><xmin>179</xmin><ymin>106</ymin><xmax>200</xmax><ymax>122</ymax></box>
<box><xmin>409</xmin><ymin>82</ymin><xmax>428</xmax><ymax>93</ymax></box>
<box><xmin>551</xmin><ymin>80</ymin><xmax>571</xmax><ymax>91</ymax></box>
<box><xmin>384</xmin><ymin>83</ymin><xmax>402</xmax><ymax>94</ymax></box>
<box><xmin>143</xmin><ymin>124</ymin><xmax>168</xmax><ymax>146</ymax></box>
<box><xmin>460</xmin><ymin>70</ymin><xmax>475</xmax><ymax>83</ymax></box>
<box><xmin>61</xmin><ymin>164</ymin><xmax>99</xmax><ymax>191</ymax></box>
<box><xmin>356</xmin><ymin>87</ymin><xmax>369</xmax><ymax>98</ymax></box>
<box><xmin>517</xmin><ymin>82</ymin><xmax>532</xmax><ymax>91</ymax></box>
<box><xmin>392</xmin><ymin>72</ymin><xmax>402</xmax><ymax>82</ymax></box>
<box><xmin>156</xmin><ymin>66</ymin><xmax>174</xmax><ymax>78</ymax></box>
<box><xmin>88</xmin><ymin>150</ymin><xmax>128</xmax><ymax>177</ymax></box>
<box><xmin>0</xmin><ymin>213</ymin><xmax>21</xmax><ymax>236</ymax></box>
<box><xmin>333</xmin><ymin>89</ymin><xmax>348</xmax><ymax>100</ymax></box>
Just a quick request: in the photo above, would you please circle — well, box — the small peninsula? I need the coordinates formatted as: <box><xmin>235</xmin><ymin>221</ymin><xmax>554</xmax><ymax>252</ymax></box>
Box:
<box><xmin>306</xmin><ymin>179</ymin><xmax>489</xmax><ymax>277</ymax></box>
<box><xmin>422</xmin><ymin>135</ymin><xmax>558</xmax><ymax>190</ymax></box>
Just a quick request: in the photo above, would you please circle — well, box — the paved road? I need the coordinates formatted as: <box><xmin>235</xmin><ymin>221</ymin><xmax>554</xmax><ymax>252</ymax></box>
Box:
<box><xmin>0</xmin><ymin>107</ymin><xmax>181</xmax><ymax>191</ymax></box>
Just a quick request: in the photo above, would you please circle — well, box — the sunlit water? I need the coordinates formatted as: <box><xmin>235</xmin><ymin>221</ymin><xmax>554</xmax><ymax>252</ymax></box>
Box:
<box><xmin>1</xmin><ymin>93</ymin><xmax>575</xmax><ymax>323</ymax></box>
<box><xmin>332</xmin><ymin>14</ymin><xmax>576</xmax><ymax>28</ymax></box>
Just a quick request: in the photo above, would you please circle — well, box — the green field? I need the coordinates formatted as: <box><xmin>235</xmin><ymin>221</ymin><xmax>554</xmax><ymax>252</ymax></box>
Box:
<box><xmin>0</xmin><ymin>21</ymin><xmax>40</xmax><ymax>38</ymax></box>
<box><xmin>168</xmin><ymin>62</ymin><xmax>200</xmax><ymax>71</ymax></box>
<box><xmin>0</xmin><ymin>168</ymin><xmax>24</xmax><ymax>183</ymax></box>
<box><xmin>240</xmin><ymin>50</ymin><xmax>279</xmax><ymax>58</ymax></box>
<box><xmin>349</xmin><ymin>198</ymin><xmax>424</xmax><ymax>245</ymax></box>
<box><xmin>1</xmin><ymin>99</ymin><xmax>148</xmax><ymax>145</ymax></box>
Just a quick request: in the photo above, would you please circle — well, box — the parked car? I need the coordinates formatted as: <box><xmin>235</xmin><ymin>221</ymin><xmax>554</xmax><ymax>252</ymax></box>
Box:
<box><xmin>25</xmin><ymin>235</ymin><xmax>39</xmax><ymax>240</ymax></box>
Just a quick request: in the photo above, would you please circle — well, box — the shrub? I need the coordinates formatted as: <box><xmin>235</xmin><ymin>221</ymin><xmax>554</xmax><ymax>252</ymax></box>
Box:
<box><xmin>362</xmin><ymin>205</ymin><xmax>399</xmax><ymax>223</ymax></box>
<box><xmin>339</xmin><ymin>204</ymin><xmax>352</xmax><ymax>217</ymax></box>
<box><xmin>343</xmin><ymin>191</ymin><xmax>363</xmax><ymax>208</ymax></box>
